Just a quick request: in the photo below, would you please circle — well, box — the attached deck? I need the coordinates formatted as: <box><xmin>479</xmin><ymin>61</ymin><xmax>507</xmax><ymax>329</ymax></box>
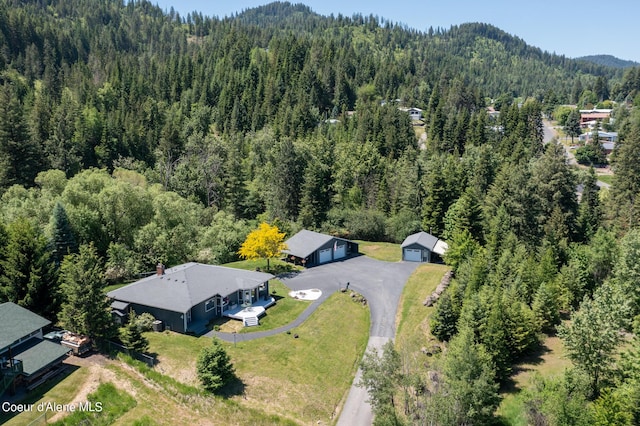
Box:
<box><xmin>224</xmin><ymin>297</ymin><xmax>276</xmax><ymax>324</ymax></box>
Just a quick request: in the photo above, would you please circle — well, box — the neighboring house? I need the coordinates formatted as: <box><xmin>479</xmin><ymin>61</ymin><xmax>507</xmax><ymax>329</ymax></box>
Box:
<box><xmin>399</xmin><ymin>107</ymin><xmax>423</xmax><ymax>121</ymax></box>
<box><xmin>578</xmin><ymin>131</ymin><xmax>618</xmax><ymax>143</ymax></box>
<box><xmin>283</xmin><ymin>230</ymin><xmax>359</xmax><ymax>267</ymax></box>
<box><xmin>401</xmin><ymin>232</ymin><xmax>448</xmax><ymax>263</ymax></box>
<box><xmin>1</xmin><ymin>303</ymin><xmax>70</xmax><ymax>395</ymax></box>
<box><xmin>578</xmin><ymin>131</ymin><xmax>618</xmax><ymax>155</ymax></box>
<box><xmin>602</xmin><ymin>142</ymin><xmax>616</xmax><ymax>155</ymax></box>
<box><xmin>107</xmin><ymin>263</ymin><xmax>274</xmax><ymax>334</ymax></box>
<box><xmin>579</xmin><ymin>109</ymin><xmax>612</xmax><ymax>127</ymax></box>
<box><xmin>487</xmin><ymin>106</ymin><xmax>500</xmax><ymax>120</ymax></box>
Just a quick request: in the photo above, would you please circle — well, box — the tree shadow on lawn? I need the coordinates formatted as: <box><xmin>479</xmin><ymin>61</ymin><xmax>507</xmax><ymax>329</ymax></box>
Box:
<box><xmin>269</xmin><ymin>291</ymin><xmax>287</xmax><ymax>302</ymax></box>
<box><xmin>276</xmin><ymin>270</ymin><xmax>302</xmax><ymax>279</ymax></box>
<box><xmin>218</xmin><ymin>375</ymin><xmax>246</xmax><ymax>399</ymax></box>
<box><xmin>500</xmin><ymin>340</ymin><xmax>552</xmax><ymax>394</ymax></box>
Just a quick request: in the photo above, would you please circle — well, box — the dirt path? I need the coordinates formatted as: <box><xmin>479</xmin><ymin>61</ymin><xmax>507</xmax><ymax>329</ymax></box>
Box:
<box><xmin>47</xmin><ymin>354</ymin><xmax>138</xmax><ymax>423</ymax></box>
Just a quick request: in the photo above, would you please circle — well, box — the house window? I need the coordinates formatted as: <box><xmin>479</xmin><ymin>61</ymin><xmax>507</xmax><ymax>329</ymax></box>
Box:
<box><xmin>205</xmin><ymin>298</ymin><xmax>216</xmax><ymax>312</ymax></box>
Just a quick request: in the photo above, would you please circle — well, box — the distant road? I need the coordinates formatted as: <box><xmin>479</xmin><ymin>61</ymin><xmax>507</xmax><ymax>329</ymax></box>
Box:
<box><xmin>543</xmin><ymin>120</ymin><xmax>611</xmax><ymax>189</ymax></box>
<box><xmin>543</xmin><ymin>119</ymin><xmax>557</xmax><ymax>144</ymax></box>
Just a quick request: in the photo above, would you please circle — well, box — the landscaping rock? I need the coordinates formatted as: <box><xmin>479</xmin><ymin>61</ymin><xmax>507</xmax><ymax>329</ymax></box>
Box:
<box><xmin>423</xmin><ymin>270</ymin><xmax>454</xmax><ymax>306</ymax></box>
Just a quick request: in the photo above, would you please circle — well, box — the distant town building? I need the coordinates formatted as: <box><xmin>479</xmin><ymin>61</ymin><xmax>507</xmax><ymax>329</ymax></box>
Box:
<box><xmin>398</xmin><ymin>107</ymin><xmax>423</xmax><ymax>121</ymax></box>
<box><xmin>579</xmin><ymin>108</ymin><xmax>612</xmax><ymax>127</ymax></box>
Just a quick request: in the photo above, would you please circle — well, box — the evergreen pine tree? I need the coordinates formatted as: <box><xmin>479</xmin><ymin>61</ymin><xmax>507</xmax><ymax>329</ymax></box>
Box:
<box><xmin>196</xmin><ymin>338</ymin><xmax>235</xmax><ymax>393</ymax></box>
<box><xmin>430</xmin><ymin>292</ymin><xmax>458</xmax><ymax>341</ymax></box>
<box><xmin>532</xmin><ymin>281</ymin><xmax>561</xmax><ymax>333</ymax></box>
<box><xmin>610</xmin><ymin>116</ymin><xmax>640</xmax><ymax>229</ymax></box>
<box><xmin>59</xmin><ymin>244</ymin><xmax>115</xmax><ymax>340</ymax></box>
<box><xmin>564</xmin><ymin>108</ymin><xmax>582</xmax><ymax>143</ymax></box>
<box><xmin>119</xmin><ymin>311</ymin><xmax>149</xmax><ymax>353</ymax></box>
<box><xmin>442</xmin><ymin>326</ymin><xmax>500</xmax><ymax>425</ymax></box>
<box><xmin>0</xmin><ymin>218</ymin><xmax>58</xmax><ymax>320</ymax></box>
<box><xmin>576</xmin><ymin>168</ymin><xmax>601</xmax><ymax>241</ymax></box>
<box><xmin>0</xmin><ymin>85</ymin><xmax>41</xmax><ymax>188</ymax></box>
<box><xmin>49</xmin><ymin>201</ymin><xmax>78</xmax><ymax>267</ymax></box>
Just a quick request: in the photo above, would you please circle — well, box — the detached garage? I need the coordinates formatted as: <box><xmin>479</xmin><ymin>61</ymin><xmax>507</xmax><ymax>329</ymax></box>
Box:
<box><xmin>283</xmin><ymin>230</ymin><xmax>358</xmax><ymax>267</ymax></box>
<box><xmin>401</xmin><ymin>231</ymin><xmax>448</xmax><ymax>263</ymax></box>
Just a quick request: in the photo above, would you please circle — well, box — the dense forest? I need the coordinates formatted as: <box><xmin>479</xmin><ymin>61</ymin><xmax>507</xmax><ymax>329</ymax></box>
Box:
<box><xmin>2</xmin><ymin>0</ymin><xmax>640</xmax><ymax>424</ymax></box>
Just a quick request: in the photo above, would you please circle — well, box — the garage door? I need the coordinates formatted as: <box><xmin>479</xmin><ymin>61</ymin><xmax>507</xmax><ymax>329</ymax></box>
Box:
<box><xmin>334</xmin><ymin>243</ymin><xmax>346</xmax><ymax>259</ymax></box>
<box><xmin>319</xmin><ymin>248</ymin><xmax>332</xmax><ymax>263</ymax></box>
<box><xmin>404</xmin><ymin>248</ymin><xmax>422</xmax><ymax>262</ymax></box>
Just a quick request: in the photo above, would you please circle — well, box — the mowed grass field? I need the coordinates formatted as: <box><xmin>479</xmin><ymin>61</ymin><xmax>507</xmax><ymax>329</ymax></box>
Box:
<box><xmin>496</xmin><ymin>336</ymin><xmax>571</xmax><ymax>426</ymax></box>
<box><xmin>355</xmin><ymin>240</ymin><xmax>402</xmax><ymax>262</ymax></box>
<box><xmin>597</xmin><ymin>173</ymin><xmax>613</xmax><ymax>186</ymax></box>
<box><xmin>395</xmin><ymin>263</ymin><xmax>450</xmax><ymax>369</ymax></box>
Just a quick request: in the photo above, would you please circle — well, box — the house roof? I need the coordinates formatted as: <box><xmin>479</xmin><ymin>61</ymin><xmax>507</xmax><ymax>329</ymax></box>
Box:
<box><xmin>401</xmin><ymin>232</ymin><xmax>448</xmax><ymax>255</ymax></box>
<box><xmin>283</xmin><ymin>230</ymin><xmax>351</xmax><ymax>259</ymax></box>
<box><xmin>602</xmin><ymin>142</ymin><xmax>616</xmax><ymax>151</ymax></box>
<box><xmin>579</xmin><ymin>109</ymin><xmax>612</xmax><ymax>114</ymax></box>
<box><xmin>433</xmin><ymin>240</ymin><xmax>449</xmax><ymax>256</ymax></box>
<box><xmin>0</xmin><ymin>302</ymin><xmax>51</xmax><ymax>351</ymax></box>
<box><xmin>580</xmin><ymin>112</ymin><xmax>610</xmax><ymax>120</ymax></box>
<box><xmin>110</xmin><ymin>300</ymin><xmax>130</xmax><ymax>311</ymax></box>
<box><xmin>14</xmin><ymin>339</ymin><xmax>70</xmax><ymax>376</ymax></box>
<box><xmin>107</xmin><ymin>263</ymin><xmax>274</xmax><ymax>313</ymax></box>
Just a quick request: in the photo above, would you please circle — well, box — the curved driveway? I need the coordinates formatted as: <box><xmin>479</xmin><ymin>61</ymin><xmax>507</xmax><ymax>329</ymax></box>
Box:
<box><xmin>282</xmin><ymin>256</ymin><xmax>420</xmax><ymax>339</ymax></box>
<box><xmin>206</xmin><ymin>255</ymin><xmax>420</xmax><ymax>425</ymax></box>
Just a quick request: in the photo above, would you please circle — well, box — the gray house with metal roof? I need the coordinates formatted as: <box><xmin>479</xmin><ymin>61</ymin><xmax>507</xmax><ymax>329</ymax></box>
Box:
<box><xmin>1</xmin><ymin>303</ymin><xmax>70</xmax><ymax>395</ymax></box>
<box><xmin>283</xmin><ymin>230</ymin><xmax>358</xmax><ymax>267</ymax></box>
<box><xmin>401</xmin><ymin>232</ymin><xmax>448</xmax><ymax>262</ymax></box>
<box><xmin>107</xmin><ymin>263</ymin><xmax>274</xmax><ymax>334</ymax></box>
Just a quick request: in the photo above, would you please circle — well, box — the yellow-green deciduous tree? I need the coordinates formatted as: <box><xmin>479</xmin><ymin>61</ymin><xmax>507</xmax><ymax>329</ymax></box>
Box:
<box><xmin>238</xmin><ymin>223</ymin><xmax>287</xmax><ymax>271</ymax></box>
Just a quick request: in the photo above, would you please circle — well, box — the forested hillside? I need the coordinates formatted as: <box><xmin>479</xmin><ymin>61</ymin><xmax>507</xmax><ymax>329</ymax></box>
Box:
<box><xmin>1</xmin><ymin>0</ymin><xmax>640</xmax><ymax>424</ymax></box>
<box><xmin>577</xmin><ymin>54</ymin><xmax>640</xmax><ymax>69</ymax></box>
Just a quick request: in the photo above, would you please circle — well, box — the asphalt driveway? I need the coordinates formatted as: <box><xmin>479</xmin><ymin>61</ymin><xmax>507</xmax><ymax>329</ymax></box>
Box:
<box><xmin>281</xmin><ymin>255</ymin><xmax>419</xmax><ymax>338</ymax></box>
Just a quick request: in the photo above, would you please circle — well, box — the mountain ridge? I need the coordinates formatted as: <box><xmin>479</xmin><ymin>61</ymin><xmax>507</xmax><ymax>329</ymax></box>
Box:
<box><xmin>576</xmin><ymin>54</ymin><xmax>639</xmax><ymax>69</ymax></box>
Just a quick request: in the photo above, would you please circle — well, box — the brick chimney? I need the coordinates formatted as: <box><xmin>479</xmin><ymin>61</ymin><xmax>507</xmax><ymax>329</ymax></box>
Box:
<box><xmin>156</xmin><ymin>263</ymin><xmax>165</xmax><ymax>276</ymax></box>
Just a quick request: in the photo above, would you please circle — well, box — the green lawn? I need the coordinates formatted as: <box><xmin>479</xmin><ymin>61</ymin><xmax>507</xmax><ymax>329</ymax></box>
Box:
<box><xmin>210</xmin><ymin>279</ymin><xmax>311</xmax><ymax>333</ymax></box>
<box><xmin>223</xmin><ymin>258</ymin><xmax>302</xmax><ymax>274</ymax></box>
<box><xmin>104</xmin><ymin>282</ymin><xmax>128</xmax><ymax>293</ymax></box>
<box><xmin>495</xmin><ymin>335</ymin><xmax>571</xmax><ymax>425</ymax></box>
<box><xmin>395</xmin><ymin>263</ymin><xmax>450</xmax><ymax>367</ymax></box>
<box><xmin>146</xmin><ymin>291</ymin><xmax>370</xmax><ymax>424</ymax></box>
<box><xmin>8</xmin><ymin>258</ymin><xmax>367</xmax><ymax>425</ymax></box>
<box><xmin>51</xmin><ymin>382</ymin><xmax>136</xmax><ymax>425</ymax></box>
<box><xmin>596</xmin><ymin>174</ymin><xmax>613</xmax><ymax>186</ymax></box>
<box><xmin>355</xmin><ymin>240</ymin><xmax>402</xmax><ymax>262</ymax></box>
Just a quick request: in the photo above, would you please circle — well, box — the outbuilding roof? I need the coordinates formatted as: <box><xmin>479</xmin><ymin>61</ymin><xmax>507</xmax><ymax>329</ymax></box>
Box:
<box><xmin>14</xmin><ymin>339</ymin><xmax>70</xmax><ymax>376</ymax></box>
<box><xmin>107</xmin><ymin>263</ymin><xmax>274</xmax><ymax>313</ymax></box>
<box><xmin>0</xmin><ymin>302</ymin><xmax>51</xmax><ymax>351</ymax></box>
<box><xmin>283</xmin><ymin>230</ymin><xmax>351</xmax><ymax>259</ymax></box>
<box><xmin>401</xmin><ymin>232</ymin><xmax>448</xmax><ymax>255</ymax></box>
